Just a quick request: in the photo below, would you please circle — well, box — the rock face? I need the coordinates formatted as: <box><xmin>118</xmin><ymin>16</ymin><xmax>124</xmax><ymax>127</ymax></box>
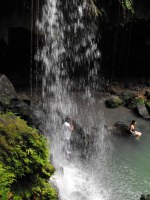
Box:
<box><xmin>0</xmin><ymin>74</ymin><xmax>45</xmax><ymax>132</ymax></box>
<box><xmin>0</xmin><ymin>74</ymin><xmax>17</xmax><ymax>105</ymax></box>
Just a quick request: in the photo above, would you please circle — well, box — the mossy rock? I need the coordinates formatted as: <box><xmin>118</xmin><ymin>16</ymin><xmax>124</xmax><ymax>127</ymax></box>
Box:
<box><xmin>105</xmin><ymin>95</ymin><xmax>123</xmax><ymax>108</ymax></box>
<box><xmin>0</xmin><ymin>112</ymin><xmax>58</xmax><ymax>200</ymax></box>
<box><xmin>119</xmin><ymin>91</ymin><xmax>136</xmax><ymax>104</ymax></box>
<box><xmin>0</xmin><ymin>74</ymin><xmax>17</xmax><ymax>106</ymax></box>
<box><xmin>126</xmin><ymin>97</ymin><xmax>145</xmax><ymax>110</ymax></box>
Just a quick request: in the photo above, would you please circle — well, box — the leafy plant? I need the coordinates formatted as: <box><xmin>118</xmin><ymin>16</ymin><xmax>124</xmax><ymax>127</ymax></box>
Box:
<box><xmin>121</xmin><ymin>0</ymin><xmax>134</xmax><ymax>13</ymax></box>
<box><xmin>0</xmin><ymin>112</ymin><xmax>57</xmax><ymax>200</ymax></box>
<box><xmin>0</xmin><ymin>163</ymin><xmax>15</xmax><ymax>200</ymax></box>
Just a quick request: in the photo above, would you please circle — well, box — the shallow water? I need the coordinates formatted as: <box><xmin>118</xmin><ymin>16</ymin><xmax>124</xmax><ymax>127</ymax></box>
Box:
<box><xmin>103</xmin><ymin>105</ymin><xmax>150</xmax><ymax>200</ymax></box>
<box><xmin>50</xmin><ymin>92</ymin><xmax>150</xmax><ymax>200</ymax></box>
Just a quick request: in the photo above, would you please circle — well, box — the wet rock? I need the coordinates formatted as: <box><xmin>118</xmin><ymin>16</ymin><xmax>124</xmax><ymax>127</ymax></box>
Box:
<box><xmin>17</xmin><ymin>92</ymin><xmax>31</xmax><ymax>106</ymax></box>
<box><xmin>128</xmin><ymin>97</ymin><xmax>145</xmax><ymax>110</ymax></box>
<box><xmin>137</xmin><ymin>103</ymin><xmax>150</xmax><ymax>119</ymax></box>
<box><xmin>119</xmin><ymin>91</ymin><xmax>136</xmax><ymax>107</ymax></box>
<box><xmin>69</xmin><ymin>120</ymin><xmax>90</xmax><ymax>158</ymax></box>
<box><xmin>105</xmin><ymin>95</ymin><xmax>123</xmax><ymax>108</ymax></box>
<box><xmin>9</xmin><ymin>99</ymin><xmax>32</xmax><ymax>120</ymax></box>
<box><xmin>0</xmin><ymin>74</ymin><xmax>17</xmax><ymax>105</ymax></box>
<box><xmin>9</xmin><ymin>100</ymin><xmax>45</xmax><ymax>132</ymax></box>
<box><xmin>105</xmin><ymin>121</ymin><xmax>130</xmax><ymax>137</ymax></box>
<box><xmin>30</xmin><ymin>109</ymin><xmax>46</xmax><ymax>133</ymax></box>
<box><xmin>140</xmin><ymin>194</ymin><xmax>150</xmax><ymax>200</ymax></box>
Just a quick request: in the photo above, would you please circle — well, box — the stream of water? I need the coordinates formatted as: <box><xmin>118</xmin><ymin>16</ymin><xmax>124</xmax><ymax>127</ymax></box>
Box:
<box><xmin>37</xmin><ymin>1</ymin><xmax>150</xmax><ymax>200</ymax></box>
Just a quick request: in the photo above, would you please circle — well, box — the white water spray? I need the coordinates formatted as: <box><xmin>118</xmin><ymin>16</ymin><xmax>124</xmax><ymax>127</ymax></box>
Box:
<box><xmin>37</xmin><ymin>1</ymin><xmax>108</xmax><ymax>200</ymax></box>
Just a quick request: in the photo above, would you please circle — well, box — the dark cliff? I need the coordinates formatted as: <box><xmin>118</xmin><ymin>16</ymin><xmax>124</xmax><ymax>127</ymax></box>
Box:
<box><xmin>0</xmin><ymin>0</ymin><xmax>150</xmax><ymax>89</ymax></box>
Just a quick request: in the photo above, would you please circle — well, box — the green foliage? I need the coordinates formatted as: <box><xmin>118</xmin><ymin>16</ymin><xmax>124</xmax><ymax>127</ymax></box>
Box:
<box><xmin>126</xmin><ymin>97</ymin><xmax>145</xmax><ymax>110</ymax></box>
<box><xmin>105</xmin><ymin>95</ymin><xmax>123</xmax><ymax>108</ymax></box>
<box><xmin>0</xmin><ymin>93</ymin><xmax>11</xmax><ymax>105</ymax></box>
<box><xmin>0</xmin><ymin>163</ymin><xmax>15</xmax><ymax>200</ymax></box>
<box><xmin>119</xmin><ymin>92</ymin><xmax>135</xmax><ymax>106</ymax></box>
<box><xmin>121</xmin><ymin>0</ymin><xmax>134</xmax><ymax>13</ymax></box>
<box><xmin>0</xmin><ymin>112</ymin><xmax>57</xmax><ymax>200</ymax></box>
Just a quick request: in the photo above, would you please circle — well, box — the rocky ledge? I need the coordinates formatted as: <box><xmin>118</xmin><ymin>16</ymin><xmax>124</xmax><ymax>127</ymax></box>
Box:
<box><xmin>0</xmin><ymin>73</ymin><xmax>45</xmax><ymax>133</ymax></box>
<box><xmin>105</xmin><ymin>78</ymin><xmax>150</xmax><ymax>120</ymax></box>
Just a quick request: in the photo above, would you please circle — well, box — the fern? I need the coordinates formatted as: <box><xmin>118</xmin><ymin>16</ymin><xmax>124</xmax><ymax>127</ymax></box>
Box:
<box><xmin>0</xmin><ymin>113</ymin><xmax>58</xmax><ymax>199</ymax></box>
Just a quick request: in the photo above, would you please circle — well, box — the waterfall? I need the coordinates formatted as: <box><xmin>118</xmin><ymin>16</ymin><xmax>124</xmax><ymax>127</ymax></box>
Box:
<box><xmin>37</xmin><ymin>0</ymin><xmax>108</xmax><ymax>199</ymax></box>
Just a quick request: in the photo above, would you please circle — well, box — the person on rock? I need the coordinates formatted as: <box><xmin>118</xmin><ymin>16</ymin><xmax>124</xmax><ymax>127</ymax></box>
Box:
<box><xmin>129</xmin><ymin>120</ymin><xmax>142</xmax><ymax>138</ymax></box>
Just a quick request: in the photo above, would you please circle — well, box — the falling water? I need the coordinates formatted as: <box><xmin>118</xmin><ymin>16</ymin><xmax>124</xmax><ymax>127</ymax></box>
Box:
<box><xmin>36</xmin><ymin>0</ymin><xmax>106</xmax><ymax>199</ymax></box>
<box><xmin>36</xmin><ymin>1</ymin><xmax>150</xmax><ymax>200</ymax></box>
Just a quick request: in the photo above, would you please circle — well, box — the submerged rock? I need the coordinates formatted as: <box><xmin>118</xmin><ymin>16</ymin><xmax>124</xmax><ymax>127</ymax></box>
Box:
<box><xmin>105</xmin><ymin>121</ymin><xmax>130</xmax><ymax>137</ymax></box>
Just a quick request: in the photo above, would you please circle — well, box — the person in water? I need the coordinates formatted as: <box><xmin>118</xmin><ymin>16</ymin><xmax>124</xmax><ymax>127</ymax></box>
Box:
<box><xmin>62</xmin><ymin>117</ymin><xmax>74</xmax><ymax>157</ymax></box>
<box><xmin>129</xmin><ymin>120</ymin><xmax>142</xmax><ymax>138</ymax></box>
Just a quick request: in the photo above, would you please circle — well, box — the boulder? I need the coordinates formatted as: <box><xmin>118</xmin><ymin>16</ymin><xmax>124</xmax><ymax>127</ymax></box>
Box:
<box><xmin>0</xmin><ymin>74</ymin><xmax>17</xmax><ymax>105</ymax></box>
<box><xmin>119</xmin><ymin>91</ymin><xmax>136</xmax><ymax>108</ymax></box>
<box><xmin>105</xmin><ymin>121</ymin><xmax>130</xmax><ymax>137</ymax></box>
<box><xmin>140</xmin><ymin>195</ymin><xmax>150</xmax><ymax>200</ymax></box>
<box><xmin>30</xmin><ymin>109</ymin><xmax>46</xmax><ymax>133</ymax></box>
<box><xmin>9</xmin><ymin>100</ymin><xmax>45</xmax><ymax>132</ymax></box>
<box><xmin>105</xmin><ymin>95</ymin><xmax>123</xmax><ymax>108</ymax></box>
<box><xmin>128</xmin><ymin>97</ymin><xmax>145</xmax><ymax>110</ymax></box>
<box><xmin>9</xmin><ymin>100</ymin><xmax>32</xmax><ymax>120</ymax></box>
<box><xmin>137</xmin><ymin>103</ymin><xmax>150</xmax><ymax>119</ymax></box>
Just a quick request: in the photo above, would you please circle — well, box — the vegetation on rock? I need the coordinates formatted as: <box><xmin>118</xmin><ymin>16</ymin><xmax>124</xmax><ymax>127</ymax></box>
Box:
<box><xmin>0</xmin><ymin>112</ymin><xmax>57</xmax><ymax>200</ymax></box>
<box><xmin>105</xmin><ymin>95</ymin><xmax>123</xmax><ymax>108</ymax></box>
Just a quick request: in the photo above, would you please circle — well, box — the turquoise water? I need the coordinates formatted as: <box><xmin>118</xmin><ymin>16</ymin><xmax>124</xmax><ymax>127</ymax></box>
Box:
<box><xmin>101</xmin><ymin>106</ymin><xmax>150</xmax><ymax>200</ymax></box>
<box><xmin>50</xmin><ymin>92</ymin><xmax>150</xmax><ymax>200</ymax></box>
<box><xmin>66</xmin><ymin>94</ymin><xmax>150</xmax><ymax>200</ymax></box>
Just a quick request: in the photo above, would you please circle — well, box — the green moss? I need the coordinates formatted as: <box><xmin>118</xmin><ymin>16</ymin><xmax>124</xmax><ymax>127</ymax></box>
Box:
<box><xmin>105</xmin><ymin>95</ymin><xmax>123</xmax><ymax>108</ymax></box>
<box><xmin>0</xmin><ymin>112</ymin><xmax>58</xmax><ymax>200</ymax></box>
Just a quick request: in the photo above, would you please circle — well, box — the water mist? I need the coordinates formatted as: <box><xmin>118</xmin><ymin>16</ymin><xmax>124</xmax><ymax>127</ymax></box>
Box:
<box><xmin>37</xmin><ymin>0</ymin><xmax>108</xmax><ymax>199</ymax></box>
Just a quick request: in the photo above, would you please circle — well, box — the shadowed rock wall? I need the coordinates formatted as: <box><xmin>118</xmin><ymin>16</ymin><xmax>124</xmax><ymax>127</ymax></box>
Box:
<box><xmin>0</xmin><ymin>0</ymin><xmax>150</xmax><ymax>88</ymax></box>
